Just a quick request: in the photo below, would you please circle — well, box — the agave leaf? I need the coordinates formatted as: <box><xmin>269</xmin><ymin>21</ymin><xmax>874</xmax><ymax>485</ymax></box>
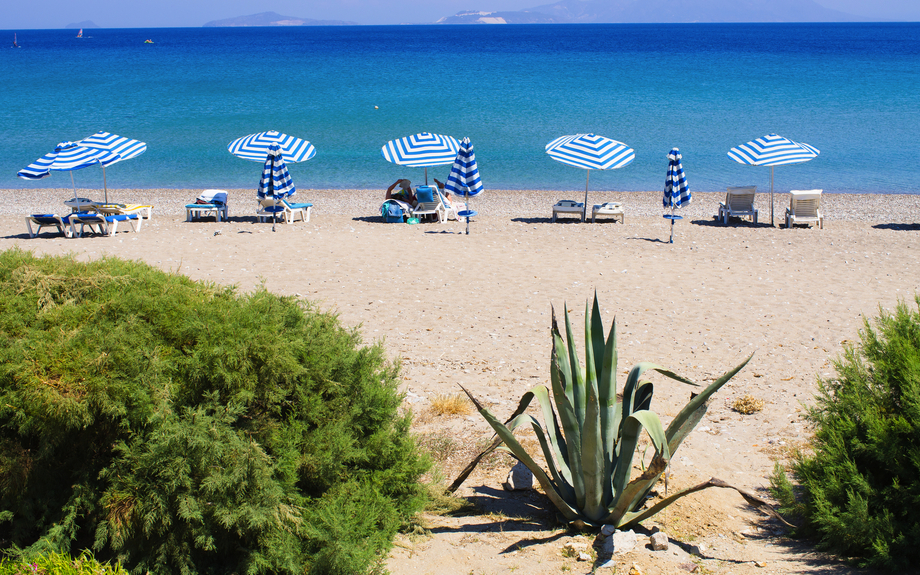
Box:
<box><xmin>611</xmin><ymin>409</ymin><xmax>670</xmax><ymax>501</ymax></box>
<box><xmin>526</xmin><ymin>385</ymin><xmax>572</xmax><ymax>485</ymax></box>
<box><xmin>466</xmin><ymin>391</ymin><xmax>583</xmax><ymax>523</ymax></box>
<box><xmin>599</xmin><ymin>314</ymin><xmax>619</xmax><ymax>505</ymax></box>
<box><xmin>563</xmin><ymin>306</ymin><xmax>585</xmax><ymax>428</ymax></box>
<box><xmin>634</xmin><ymin>381</ymin><xmax>654</xmax><ymax>412</ymax></box>
<box><xmin>581</xmin><ymin>300</ymin><xmax>605</xmax><ymax>521</ymax></box>
<box><xmin>551</xmin><ymin>309</ymin><xmax>575</xmax><ymax>409</ymax></box>
<box><xmin>590</xmin><ymin>293</ymin><xmax>606</xmax><ymax>384</ymax></box>
<box><xmin>505</xmin><ymin>412</ymin><xmax>575</xmax><ymax>502</ymax></box>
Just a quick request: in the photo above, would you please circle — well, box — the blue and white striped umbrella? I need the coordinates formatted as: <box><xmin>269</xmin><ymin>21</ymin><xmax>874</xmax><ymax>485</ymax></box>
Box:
<box><xmin>228</xmin><ymin>130</ymin><xmax>316</xmax><ymax>163</ymax></box>
<box><xmin>381</xmin><ymin>132</ymin><xmax>460</xmax><ymax>185</ymax></box>
<box><xmin>728</xmin><ymin>133</ymin><xmax>820</xmax><ymax>225</ymax></box>
<box><xmin>258</xmin><ymin>143</ymin><xmax>296</xmax><ymax>200</ymax></box>
<box><xmin>78</xmin><ymin>131</ymin><xmax>147</xmax><ymax>202</ymax></box>
<box><xmin>445</xmin><ymin>137</ymin><xmax>483</xmax><ymax>198</ymax></box>
<box><xmin>18</xmin><ymin>141</ymin><xmax>119</xmax><ymax>194</ymax></box>
<box><xmin>545</xmin><ymin>133</ymin><xmax>635</xmax><ymax>222</ymax></box>
<box><xmin>663</xmin><ymin>148</ymin><xmax>690</xmax><ymax>209</ymax></box>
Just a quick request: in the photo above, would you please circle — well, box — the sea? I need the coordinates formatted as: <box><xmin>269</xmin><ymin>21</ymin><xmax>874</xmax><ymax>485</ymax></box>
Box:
<box><xmin>1</xmin><ymin>23</ymin><xmax>919</xmax><ymax>194</ymax></box>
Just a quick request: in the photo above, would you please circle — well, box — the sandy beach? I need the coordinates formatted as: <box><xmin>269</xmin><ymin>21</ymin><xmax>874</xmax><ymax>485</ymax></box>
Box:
<box><xmin>5</xmin><ymin>187</ymin><xmax>918</xmax><ymax>574</ymax></box>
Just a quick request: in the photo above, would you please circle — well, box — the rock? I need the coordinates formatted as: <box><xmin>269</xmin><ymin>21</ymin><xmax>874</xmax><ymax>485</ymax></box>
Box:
<box><xmin>628</xmin><ymin>562</ymin><xmax>643</xmax><ymax>575</ymax></box>
<box><xmin>755</xmin><ymin>561</ymin><xmax>768</xmax><ymax>567</ymax></box>
<box><xmin>650</xmin><ymin>531</ymin><xmax>669</xmax><ymax>551</ymax></box>
<box><xmin>690</xmin><ymin>542</ymin><xmax>708</xmax><ymax>556</ymax></box>
<box><xmin>601</xmin><ymin>524</ymin><xmax>617</xmax><ymax>536</ymax></box>
<box><xmin>601</xmin><ymin>529</ymin><xmax>637</xmax><ymax>556</ymax></box>
<box><xmin>502</xmin><ymin>460</ymin><xmax>534</xmax><ymax>491</ymax></box>
<box><xmin>577</xmin><ymin>552</ymin><xmax>591</xmax><ymax>561</ymax></box>
<box><xmin>679</xmin><ymin>563</ymin><xmax>699</xmax><ymax>572</ymax></box>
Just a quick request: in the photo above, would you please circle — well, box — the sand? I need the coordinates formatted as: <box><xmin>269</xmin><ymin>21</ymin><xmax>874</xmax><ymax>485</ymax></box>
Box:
<box><xmin>5</xmin><ymin>187</ymin><xmax>919</xmax><ymax>574</ymax></box>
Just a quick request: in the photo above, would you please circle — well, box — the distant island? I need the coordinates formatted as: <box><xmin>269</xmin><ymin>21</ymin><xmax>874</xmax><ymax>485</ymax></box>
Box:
<box><xmin>65</xmin><ymin>21</ymin><xmax>100</xmax><ymax>29</ymax></box>
<box><xmin>203</xmin><ymin>12</ymin><xmax>357</xmax><ymax>27</ymax></box>
<box><xmin>437</xmin><ymin>0</ymin><xmax>864</xmax><ymax>24</ymax></box>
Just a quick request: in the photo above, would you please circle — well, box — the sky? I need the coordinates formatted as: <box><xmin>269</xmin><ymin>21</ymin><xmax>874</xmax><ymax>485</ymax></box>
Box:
<box><xmin>2</xmin><ymin>0</ymin><xmax>918</xmax><ymax>28</ymax></box>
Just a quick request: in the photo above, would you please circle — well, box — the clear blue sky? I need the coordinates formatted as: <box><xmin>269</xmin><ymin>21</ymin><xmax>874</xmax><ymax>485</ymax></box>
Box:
<box><xmin>3</xmin><ymin>0</ymin><xmax>918</xmax><ymax>28</ymax></box>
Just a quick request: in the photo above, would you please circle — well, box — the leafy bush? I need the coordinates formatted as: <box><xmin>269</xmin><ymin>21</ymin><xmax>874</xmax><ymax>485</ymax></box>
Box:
<box><xmin>0</xmin><ymin>249</ymin><xmax>429</xmax><ymax>575</ymax></box>
<box><xmin>771</xmin><ymin>298</ymin><xmax>920</xmax><ymax>570</ymax></box>
<box><xmin>0</xmin><ymin>550</ymin><xmax>125</xmax><ymax>575</ymax></box>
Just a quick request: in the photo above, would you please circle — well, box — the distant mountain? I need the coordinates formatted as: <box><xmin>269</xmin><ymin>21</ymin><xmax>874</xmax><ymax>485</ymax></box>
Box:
<box><xmin>436</xmin><ymin>10</ymin><xmax>562</xmax><ymax>24</ymax></box>
<box><xmin>437</xmin><ymin>0</ymin><xmax>864</xmax><ymax>24</ymax></box>
<box><xmin>203</xmin><ymin>11</ymin><xmax>356</xmax><ymax>27</ymax></box>
<box><xmin>65</xmin><ymin>21</ymin><xmax>100</xmax><ymax>29</ymax></box>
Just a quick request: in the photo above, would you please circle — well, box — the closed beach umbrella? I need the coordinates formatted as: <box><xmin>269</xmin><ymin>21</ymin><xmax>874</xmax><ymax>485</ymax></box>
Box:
<box><xmin>79</xmin><ymin>131</ymin><xmax>147</xmax><ymax>203</ymax></box>
<box><xmin>728</xmin><ymin>133</ymin><xmax>819</xmax><ymax>226</ymax></box>
<box><xmin>545</xmin><ymin>133</ymin><xmax>635</xmax><ymax>222</ymax></box>
<box><xmin>662</xmin><ymin>147</ymin><xmax>690</xmax><ymax>243</ymax></box>
<box><xmin>258</xmin><ymin>142</ymin><xmax>296</xmax><ymax>232</ymax></box>
<box><xmin>444</xmin><ymin>137</ymin><xmax>483</xmax><ymax>235</ymax></box>
<box><xmin>18</xmin><ymin>141</ymin><xmax>119</xmax><ymax>195</ymax></box>
<box><xmin>381</xmin><ymin>132</ymin><xmax>460</xmax><ymax>185</ymax></box>
<box><xmin>228</xmin><ymin>130</ymin><xmax>316</xmax><ymax>163</ymax></box>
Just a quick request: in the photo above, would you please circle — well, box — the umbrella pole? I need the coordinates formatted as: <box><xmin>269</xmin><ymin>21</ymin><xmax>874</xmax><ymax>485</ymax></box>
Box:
<box><xmin>670</xmin><ymin>205</ymin><xmax>675</xmax><ymax>244</ymax></box>
<box><xmin>424</xmin><ymin>167</ymin><xmax>428</xmax><ymax>186</ymax></box>
<box><xmin>103</xmin><ymin>166</ymin><xmax>108</xmax><ymax>203</ymax></box>
<box><xmin>582</xmin><ymin>170</ymin><xmax>590</xmax><ymax>222</ymax></box>
<box><xmin>770</xmin><ymin>165</ymin><xmax>774</xmax><ymax>227</ymax></box>
<box><xmin>70</xmin><ymin>171</ymin><xmax>76</xmax><ymax>197</ymax></box>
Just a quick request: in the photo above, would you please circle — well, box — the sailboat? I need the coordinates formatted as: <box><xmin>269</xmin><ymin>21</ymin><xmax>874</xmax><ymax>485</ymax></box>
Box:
<box><xmin>76</xmin><ymin>29</ymin><xmax>83</xmax><ymax>38</ymax></box>
<box><xmin>12</xmin><ymin>33</ymin><xmax>19</xmax><ymax>48</ymax></box>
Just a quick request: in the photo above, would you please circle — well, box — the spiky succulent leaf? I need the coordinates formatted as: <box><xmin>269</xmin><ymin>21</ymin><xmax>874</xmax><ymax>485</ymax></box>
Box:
<box><xmin>598</xmin><ymin>313</ymin><xmax>619</xmax><ymax>505</ymax></box>
<box><xmin>590</xmin><ymin>293</ymin><xmax>606</xmax><ymax>384</ymax></box>
<box><xmin>525</xmin><ymin>385</ymin><xmax>572</xmax><ymax>485</ymax></box>
<box><xmin>581</xmin><ymin>299</ymin><xmax>605</xmax><ymax>520</ymax></box>
<box><xmin>505</xmin><ymin>413</ymin><xmax>576</xmax><ymax>502</ymax></box>
<box><xmin>563</xmin><ymin>306</ymin><xmax>585</xmax><ymax>428</ymax></box>
<box><xmin>550</xmin><ymin>313</ymin><xmax>584</xmax><ymax>505</ymax></box>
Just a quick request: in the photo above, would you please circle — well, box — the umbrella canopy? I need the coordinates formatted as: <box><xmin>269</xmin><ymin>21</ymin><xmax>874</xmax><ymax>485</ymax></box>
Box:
<box><xmin>228</xmin><ymin>130</ymin><xmax>316</xmax><ymax>163</ymax></box>
<box><xmin>18</xmin><ymin>141</ymin><xmax>119</xmax><ymax>195</ymax></box>
<box><xmin>78</xmin><ymin>131</ymin><xmax>147</xmax><ymax>203</ymax></box>
<box><xmin>381</xmin><ymin>132</ymin><xmax>460</xmax><ymax>185</ymax></box>
<box><xmin>663</xmin><ymin>148</ymin><xmax>690</xmax><ymax>210</ymax></box>
<box><xmin>545</xmin><ymin>133</ymin><xmax>635</xmax><ymax>222</ymax></box>
<box><xmin>445</xmin><ymin>137</ymin><xmax>483</xmax><ymax>235</ymax></box>
<box><xmin>728</xmin><ymin>133</ymin><xmax>819</xmax><ymax>225</ymax></box>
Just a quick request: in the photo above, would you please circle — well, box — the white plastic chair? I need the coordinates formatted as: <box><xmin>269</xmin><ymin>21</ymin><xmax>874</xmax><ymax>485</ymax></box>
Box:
<box><xmin>592</xmin><ymin>202</ymin><xmax>625</xmax><ymax>223</ymax></box>
<box><xmin>718</xmin><ymin>186</ymin><xmax>758</xmax><ymax>224</ymax></box>
<box><xmin>552</xmin><ymin>200</ymin><xmax>585</xmax><ymax>222</ymax></box>
<box><xmin>785</xmin><ymin>190</ymin><xmax>823</xmax><ymax>229</ymax></box>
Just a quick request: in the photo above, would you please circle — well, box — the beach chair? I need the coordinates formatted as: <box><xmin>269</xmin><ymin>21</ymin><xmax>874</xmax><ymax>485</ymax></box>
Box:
<box><xmin>186</xmin><ymin>190</ymin><xmax>228</xmax><ymax>222</ymax></box>
<box><xmin>257</xmin><ymin>198</ymin><xmax>311</xmax><ymax>223</ymax></box>
<box><xmin>552</xmin><ymin>200</ymin><xmax>585</xmax><ymax>222</ymax></box>
<box><xmin>436</xmin><ymin>189</ymin><xmax>461</xmax><ymax>221</ymax></box>
<box><xmin>592</xmin><ymin>202</ymin><xmax>625</xmax><ymax>223</ymax></box>
<box><xmin>68</xmin><ymin>212</ymin><xmax>142</xmax><ymax>238</ymax></box>
<box><xmin>411</xmin><ymin>186</ymin><xmax>445</xmax><ymax>223</ymax></box>
<box><xmin>785</xmin><ymin>190</ymin><xmax>823</xmax><ymax>229</ymax></box>
<box><xmin>718</xmin><ymin>186</ymin><xmax>758</xmax><ymax>224</ymax></box>
<box><xmin>25</xmin><ymin>214</ymin><xmax>72</xmax><ymax>238</ymax></box>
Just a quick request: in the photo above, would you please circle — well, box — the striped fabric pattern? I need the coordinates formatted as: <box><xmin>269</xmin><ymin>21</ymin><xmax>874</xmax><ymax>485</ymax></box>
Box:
<box><xmin>545</xmin><ymin>133</ymin><xmax>635</xmax><ymax>170</ymax></box>
<box><xmin>18</xmin><ymin>141</ymin><xmax>118</xmax><ymax>179</ymax></box>
<box><xmin>79</xmin><ymin>131</ymin><xmax>147</xmax><ymax>164</ymax></box>
<box><xmin>381</xmin><ymin>132</ymin><xmax>460</xmax><ymax>167</ymax></box>
<box><xmin>445</xmin><ymin>137</ymin><xmax>483</xmax><ymax>198</ymax></box>
<box><xmin>664</xmin><ymin>148</ymin><xmax>691</xmax><ymax>209</ymax></box>
<box><xmin>258</xmin><ymin>143</ymin><xmax>296</xmax><ymax>199</ymax></box>
<box><xmin>727</xmin><ymin>133</ymin><xmax>819</xmax><ymax>166</ymax></box>
<box><xmin>229</xmin><ymin>130</ymin><xmax>316</xmax><ymax>163</ymax></box>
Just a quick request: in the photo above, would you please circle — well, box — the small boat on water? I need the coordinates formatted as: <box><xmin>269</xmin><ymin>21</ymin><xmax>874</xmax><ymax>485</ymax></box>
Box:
<box><xmin>12</xmin><ymin>33</ymin><xmax>19</xmax><ymax>48</ymax></box>
<box><xmin>76</xmin><ymin>29</ymin><xmax>83</xmax><ymax>38</ymax></box>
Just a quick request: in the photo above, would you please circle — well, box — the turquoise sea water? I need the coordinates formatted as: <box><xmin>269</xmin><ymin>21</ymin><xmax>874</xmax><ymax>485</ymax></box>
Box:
<box><xmin>1</xmin><ymin>23</ymin><xmax>919</xmax><ymax>193</ymax></box>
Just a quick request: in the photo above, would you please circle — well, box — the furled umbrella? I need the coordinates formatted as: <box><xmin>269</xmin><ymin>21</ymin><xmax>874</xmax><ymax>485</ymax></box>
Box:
<box><xmin>78</xmin><ymin>131</ymin><xmax>147</xmax><ymax>203</ymax></box>
<box><xmin>258</xmin><ymin>143</ymin><xmax>296</xmax><ymax>232</ymax></box>
<box><xmin>727</xmin><ymin>133</ymin><xmax>819</xmax><ymax>226</ymax></box>
<box><xmin>662</xmin><ymin>148</ymin><xmax>691</xmax><ymax>244</ymax></box>
<box><xmin>381</xmin><ymin>132</ymin><xmax>460</xmax><ymax>185</ymax></box>
<box><xmin>444</xmin><ymin>137</ymin><xmax>483</xmax><ymax>235</ymax></box>
<box><xmin>18</xmin><ymin>141</ymin><xmax>119</xmax><ymax>207</ymax></box>
<box><xmin>545</xmin><ymin>133</ymin><xmax>635</xmax><ymax>222</ymax></box>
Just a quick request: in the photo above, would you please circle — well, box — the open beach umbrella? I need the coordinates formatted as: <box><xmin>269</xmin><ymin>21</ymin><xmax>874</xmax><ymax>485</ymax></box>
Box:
<box><xmin>545</xmin><ymin>133</ymin><xmax>635</xmax><ymax>222</ymax></box>
<box><xmin>258</xmin><ymin>143</ymin><xmax>296</xmax><ymax>232</ymax></box>
<box><xmin>444</xmin><ymin>137</ymin><xmax>483</xmax><ymax>235</ymax></box>
<box><xmin>228</xmin><ymin>130</ymin><xmax>316</xmax><ymax>164</ymax></box>
<box><xmin>728</xmin><ymin>133</ymin><xmax>819</xmax><ymax>226</ymax></box>
<box><xmin>662</xmin><ymin>148</ymin><xmax>691</xmax><ymax>243</ymax></box>
<box><xmin>381</xmin><ymin>132</ymin><xmax>460</xmax><ymax>185</ymax></box>
<box><xmin>18</xmin><ymin>141</ymin><xmax>119</xmax><ymax>197</ymax></box>
<box><xmin>78</xmin><ymin>131</ymin><xmax>147</xmax><ymax>203</ymax></box>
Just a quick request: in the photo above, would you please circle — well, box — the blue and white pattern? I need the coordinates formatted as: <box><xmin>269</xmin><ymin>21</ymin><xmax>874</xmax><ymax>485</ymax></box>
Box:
<box><xmin>18</xmin><ymin>141</ymin><xmax>118</xmax><ymax>179</ymax></box>
<box><xmin>727</xmin><ymin>133</ymin><xmax>819</xmax><ymax>166</ymax></box>
<box><xmin>79</xmin><ymin>131</ymin><xmax>147</xmax><ymax>164</ymax></box>
<box><xmin>445</xmin><ymin>138</ymin><xmax>483</xmax><ymax>198</ymax></box>
<box><xmin>545</xmin><ymin>134</ymin><xmax>635</xmax><ymax>170</ymax></box>
<box><xmin>663</xmin><ymin>148</ymin><xmax>691</xmax><ymax>209</ymax></box>
<box><xmin>381</xmin><ymin>133</ymin><xmax>460</xmax><ymax>167</ymax></box>
<box><xmin>229</xmin><ymin>130</ymin><xmax>316</xmax><ymax>163</ymax></box>
<box><xmin>258</xmin><ymin>143</ymin><xmax>296</xmax><ymax>199</ymax></box>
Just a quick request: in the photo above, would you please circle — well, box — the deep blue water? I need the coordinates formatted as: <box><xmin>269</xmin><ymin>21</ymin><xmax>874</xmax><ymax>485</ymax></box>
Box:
<box><xmin>1</xmin><ymin>23</ymin><xmax>919</xmax><ymax>193</ymax></box>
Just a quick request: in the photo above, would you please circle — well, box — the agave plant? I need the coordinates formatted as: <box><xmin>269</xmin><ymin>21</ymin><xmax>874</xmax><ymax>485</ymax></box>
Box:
<box><xmin>459</xmin><ymin>295</ymin><xmax>753</xmax><ymax>530</ymax></box>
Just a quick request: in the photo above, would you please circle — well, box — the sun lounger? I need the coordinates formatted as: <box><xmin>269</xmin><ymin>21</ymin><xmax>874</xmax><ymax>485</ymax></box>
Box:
<box><xmin>186</xmin><ymin>190</ymin><xmax>229</xmax><ymax>222</ymax></box>
<box><xmin>552</xmin><ymin>200</ymin><xmax>585</xmax><ymax>222</ymax></box>
<box><xmin>718</xmin><ymin>186</ymin><xmax>758</xmax><ymax>224</ymax></box>
<box><xmin>92</xmin><ymin>203</ymin><xmax>153</xmax><ymax>220</ymax></box>
<box><xmin>436</xmin><ymin>189</ymin><xmax>461</xmax><ymax>221</ymax></box>
<box><xmin>257</xmin><ymin>198</ymin><xmax>311</xmax><ymax>223</ymax></box>
<box><xmin>68</xmin><ymin>212</ymin><xmax>142</xmax><ymax>238</ymax></box>
<box><xmin>592</xmin><ymin>202</ymin><xmax>624</xmax><ymax>223</ymax></box>
<box><xmin>411</xmin><ymin>186</ymin><xmax>445</xmax><ymax>223</ymax></box>
<box><xmin>785</xmin><ymin>190</ymin><xmax>823</xmax><ymax>229</ymax></box>
<box><xmin>25</xmin><ymin>214</ymin><xmax>72</xmax><ymax>238</ymax></box>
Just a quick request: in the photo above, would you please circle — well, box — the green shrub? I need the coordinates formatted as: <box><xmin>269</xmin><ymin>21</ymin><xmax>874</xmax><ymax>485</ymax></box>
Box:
<box><xmin>0</xmin><ymin>248</ymin><xmax>429</xmax><ymax>575</ymax></box>
<box><xmin>771</xmin><ymin>298</ymin><xmax>920</xmax><ymax>570</ymax></box>
<box><xmin>0</xmin><ymin>550</ymin><xmax>125</xmax><ymax>575</ymax></box>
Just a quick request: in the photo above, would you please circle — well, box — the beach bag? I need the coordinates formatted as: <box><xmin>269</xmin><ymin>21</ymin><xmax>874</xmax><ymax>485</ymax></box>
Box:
<box><xmin>382</xmin><ymin>201</ymin><xmax>404</xmax><ymax>223</ymax></box>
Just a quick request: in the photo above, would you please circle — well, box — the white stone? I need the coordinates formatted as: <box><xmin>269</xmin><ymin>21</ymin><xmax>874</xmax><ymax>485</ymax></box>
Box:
<box><xmin>601</xmin><ymin>529</ymin><xmax>638</xmax><ymax>556</ymax></box>
<box><xmin>502</xmin><ymin>460</ymin><xmax>534</xmax><ymax>491</ymax></box>
<box><xmin>577</xmin><ymin>552</ymin><xmax>591</xmax><ymax>561</ymax></box>
<box><xmin>650</xmin><ymin>532</ymin><xmax>669</xmax><ymax>551</ymax></box>
<box><xmin>690</xmin><ymin>542</ymin><xmax>708</xmax><ymax>556</ymax></box>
